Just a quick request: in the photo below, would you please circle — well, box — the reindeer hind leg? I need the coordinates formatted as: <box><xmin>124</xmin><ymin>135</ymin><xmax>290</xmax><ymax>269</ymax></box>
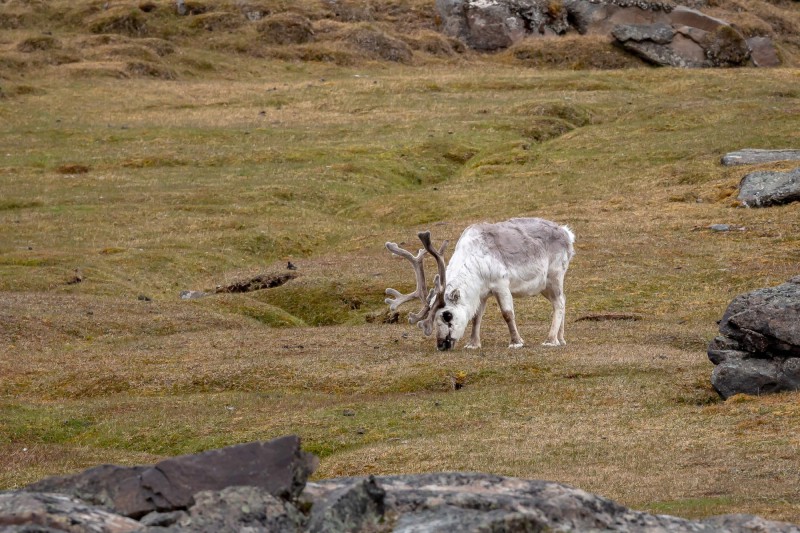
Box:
<box><xmin>542</xmin><ymin>273</ymin><xmax>566</xmax><ymax>347</ymax></box>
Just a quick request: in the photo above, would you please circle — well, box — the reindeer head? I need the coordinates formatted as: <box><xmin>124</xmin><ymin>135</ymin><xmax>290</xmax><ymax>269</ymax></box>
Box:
<box><xmin>385</xmin><ymin>231</ymin><xmax>463</xmax><ymax>351</ymax></box>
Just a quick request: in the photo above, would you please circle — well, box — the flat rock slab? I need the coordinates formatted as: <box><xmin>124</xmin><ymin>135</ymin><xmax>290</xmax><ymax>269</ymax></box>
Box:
<box><xmin>721</xmin><ymin>149</ymin><xmax>800</xmax><ymax>166</ymax></box>
<box><xmin>738</xmin><ymin>167</ymin><xmax>800</xmax><ymax>207</ymax></box>
<box><xmin>24</xmin><ymin>435</ymin><xmax>317</xmax><ymax>519</ymax></box>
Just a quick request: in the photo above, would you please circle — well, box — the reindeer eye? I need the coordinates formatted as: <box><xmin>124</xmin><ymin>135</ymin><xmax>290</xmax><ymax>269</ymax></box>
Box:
<box><xmin>442</xmin><ymin>311</ymin><xmax>453</xmax><ymax>323</ymax></box>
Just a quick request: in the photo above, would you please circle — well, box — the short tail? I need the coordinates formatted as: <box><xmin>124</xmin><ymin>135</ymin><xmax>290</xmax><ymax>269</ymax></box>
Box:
<box><xmin>561</xmin><ymin>225</ymin><xmax>576</xmax><ymax>260</ymax></box>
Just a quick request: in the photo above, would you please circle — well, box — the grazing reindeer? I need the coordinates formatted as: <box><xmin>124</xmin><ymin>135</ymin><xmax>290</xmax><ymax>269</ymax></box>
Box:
<box><xmin>385</xmin><ymin>218</ymin><xmax>574</xmax><ymax>350</ymax></box>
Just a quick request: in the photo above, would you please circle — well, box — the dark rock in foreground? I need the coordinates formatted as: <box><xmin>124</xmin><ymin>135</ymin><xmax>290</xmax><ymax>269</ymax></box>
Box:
<box><xmin>24</xmin><ymin>435</ymin><xmax>318</xmax><ymax>519</ymax></box>
<box><xmin>708</xmin><ymin>277</ymin><xmax>800</xmax><ymax>399</ymax></box>
<box><xmin>721</xmin><ymin>149</ymin><xmax>800</xmax><ymax>166</ymax></box>
<box><xmin>738</xmin><ymin>167</ymin><xmax>800</xmax><ymax>207</ymax></box>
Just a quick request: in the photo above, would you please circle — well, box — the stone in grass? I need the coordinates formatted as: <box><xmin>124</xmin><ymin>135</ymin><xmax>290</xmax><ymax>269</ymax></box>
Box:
<box><xmin>179</xmin><ymin>290</ymin><xmax>207</xmax><ymax>300</ymax></box>
<box><xmin>708</xmin><ymin>276</ymin><xmax>800</xmax><ymax>399</ymax></box>
<box><xmin>721</xmin><ymin>149</ymin><xmax>800</xmax><ymax>166</ymax></box>
<box><xmin>738</xmin><ymin>167</ymin><xmax>800</xmax><ymax>207</ymax></box>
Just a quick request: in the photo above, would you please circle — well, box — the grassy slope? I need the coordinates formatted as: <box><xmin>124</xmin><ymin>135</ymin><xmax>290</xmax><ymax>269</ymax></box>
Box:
<box><xmin>2</xmin><ymin>0</ymin><xmax>800</xmax><ymax>524</ymax></box>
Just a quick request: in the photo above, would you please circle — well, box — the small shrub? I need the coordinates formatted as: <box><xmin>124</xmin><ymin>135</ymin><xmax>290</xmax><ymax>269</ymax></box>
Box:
<box><xmin>703</xmin><ymin>25</ymin><xmax>750</xmax><ymax>67</ymax></box>
<box><xmin>91</xmin><ymin>44</ymin><xmax>161</xmax><ymax>62</ymax></box>
<box><xmin>401</xmin><ymin>30</ymin><xmax>459</xmax><ymax>57</ymax></box>
<box><xmin>512</xmin><ymin>101</ymin><xmax>596</xmax><ymax>127</ymax></box>
<box><xmin>0</xmin><ymin>11</ymin><xmax>30</xmax><ymax>30</ymax></box>
<box><xmin>517</xmin><ymin>117</ymin><xmax>575</xmax><ymax>142</ymax></box>
<box><xmin>55</xmin><ymin>164</ymin><xmax>90</xmax><ymax>175</ymax></box>
<box><xmin>293</xmin><ymin>43</ymin><xmax>357</xmax><ymax>65</ymax></box>
<box><xmin>343</xmin><ymin>24</ymin><xmax>413</xmax><ymax>63</ymax></box>
<box><xmin>508</xmin><ymin>35</ymin><xmax>644</xmax><ymax>69</ymax></box>
<box><xmin>179</xmin><ymin>1</ymin><xmax>211</xmax><ymax>16</ymax></box>
<box><xmin>257</xmin><ymin>13</ymin><xmax>314</xmax><ymax>45</ymax></box>
<box><xmin>88</xmin><ymin>7</ymin><xmax>148</xmax><ymax>37</ymax></box>
<box><xmin>139</xmin><ymin>38</ymin><xmax>175</xmax><ymax>56</ymax></box>
<box><xmin>126</xmin><ymin>60</ymin><xmax>177</xmax><ymax>79</ymax></box>
<box><xmin>189</xmin><ymin>12</ymin><xmax>246</xmax><ymax>32</ymax></box>
<box><xmin>17</xmin><ymin>35</ymin><xmax>61</xmax><ymax>53</ymax></box>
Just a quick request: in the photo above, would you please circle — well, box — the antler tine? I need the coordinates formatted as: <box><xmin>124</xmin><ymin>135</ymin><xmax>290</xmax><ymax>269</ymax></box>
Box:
<box><xmin>385</xmin><ymin>242</ymin><xmax>430</xmax><ymax>323</ymax></box>
<box><xmin>417</xmin><ymin>232</ymin><xmax>448</xmax><ymax>291</ymax></box>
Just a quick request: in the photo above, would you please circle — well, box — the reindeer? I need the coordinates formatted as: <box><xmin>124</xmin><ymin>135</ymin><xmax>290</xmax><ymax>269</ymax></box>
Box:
<box><xmin>385</xmin><ymin>218</ymin><xmax>574</xmax><ymax>351</ymax></box>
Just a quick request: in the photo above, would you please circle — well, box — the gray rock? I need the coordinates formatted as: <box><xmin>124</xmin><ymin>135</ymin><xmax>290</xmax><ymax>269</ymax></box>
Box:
<box><xmin>668</xmin><ymin>6</ymin><xmax>728</xmax><ymax>31</ymax></box>
<box><xmin>612</xmin><ymin>13</ymin><xmax>749</xmax><ymax>67</ymax></box>
<box><xmin>747</xmin><ymin>36</ymin><xmax>781</xmax><ymax>67</ymax></box>
<box><xmin>169</xmin><ymin>486</ymin><xmax>304</xmax><ymax>532</ymax></box>
<box><xmin>721</xmin><ymin>149</ymin><xmax>800</xmax><ymax>166</ymax></box>
<box><xmin>25</xmin><ymin>435</ymin><xmax>318</xmax><ymax>518</ymax></box>
<box><xmin>306</xmin><ymin>476</ymin><xmax>385</xmax><ymax>533</ymax></box>
<box><xmin>435</xmin><ymin>0</ymin><xmax>772</xmax><ymax>68</ymax></box>
<box><xmin>307</xmin><ymin>473</ymin><xmax>800</xmax><ymax>532</ymax></box>
<box><xmin>709</xmin><ymin>224</ymin><xmax>732</xmax><ymax>231</ymax></box>
<box><xmin>435</xmin><ymin>0</ymin><xmax>571</xmax><ymax>50</ymax></box>
<box><xmin>0</xmin><ymin>492</ymin><xmax>141</xmax><ymax>533</ymax></box>
<box><xmin>138</xmin><ymin>510</ymin><xmax>188</xmax><ymax>527</ymax></box>
<box><xmin>179</xmin><ymin>290</ymin><xmax>207</xmax><ymax>300</ymax></box>
<box><xmin>616</xmin><ymin>37</ymin><xmax>703</xmax><ymax>67</ymax></box>
<box><xmin>738</xmin><ymin>167</ymin><xmax>800</xmax><ymax>207</ymax></box>
<box><xmin>612</xmin><ymin>22</ymin><xmax>675</xmax><ymax>44</ymax></box>
<box><xmin>708</xmin><ymin>277</ymin><xmax>800</xmax><ymax>399</ymax></box>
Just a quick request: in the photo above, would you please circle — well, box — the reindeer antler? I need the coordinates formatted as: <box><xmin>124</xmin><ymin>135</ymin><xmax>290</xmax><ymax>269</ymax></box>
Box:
<box><xmin>385</xmin><ymin>235</ymin><xmax>448</xmax><ymax>328</ymax></box>
<box><xmin>417</xmin><ymin>231</ymin><xmax>448</xmax><ymax>336</ymax></box>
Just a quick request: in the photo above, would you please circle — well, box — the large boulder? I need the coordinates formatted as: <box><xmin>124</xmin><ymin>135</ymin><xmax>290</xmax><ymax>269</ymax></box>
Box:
<box><xmin>24</xmin><ymin>435</ymin><xmax>318</xmax><ymax>519</ymax></box>
<box><xmin>435</xmin><ymin>0</ymin><xmax>569</xmax><ymax>51</ymax></box>
<box><xmin>708</xmin><ymin>277</ymin><xmax>800</xmax><ymax>399</ymax></box>
<box><xmin>613</xmin><ymin>7</ymin><xmax>751</xmax><ymax>67</ymax></box>
<box><xmin>435</xmin><ymin>0</ymin><xmax>776</xmax><ymax>67</ymax></box>
<box><xmin>738</xmin><ymin>167</ymin><xmax>800</xmax><ymax>207</ymax></box>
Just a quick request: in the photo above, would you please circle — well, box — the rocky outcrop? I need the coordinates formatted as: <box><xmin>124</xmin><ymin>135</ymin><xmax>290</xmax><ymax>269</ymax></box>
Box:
<box><xmin>737</xmin><ymin>167</ymin><xmax>800</xmax><ymax>207</ymax></box>
<box><xmin>5</xmin><ymin>439</ymin><xmax>800</xmax><ymax>532</ymax></box>
<box><xmin>435</xmin><ymin>0</ymin><xmax>777</xmax><ymax>67</ymax></box>
<box><xmin>722</xmin><ymin>149</ymin><xmax>800</xmax><ymax>166</ymax></box>
<box><xmin>8</xmin><ymin>472</ymin><xmax>800</xmax><ymax>532</ymax></box>
<box><xmin>608</xmin><ymin>7</ymin><xmax>751</xmax><ymax>67</ymax></box>
<box><xmin>24</xmin><ymin>435</ymin><xmax>318</xmax><ymax>519</ymax></box>
<box><xmin>708</xmin><ymin>277</ymin><xmax>800</xmax><ymax>399</ymax></box>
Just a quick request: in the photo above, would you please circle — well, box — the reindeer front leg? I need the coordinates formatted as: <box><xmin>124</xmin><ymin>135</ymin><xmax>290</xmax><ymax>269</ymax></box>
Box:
<box><xmin>465</xmin><ymin>296</ymin><xmax>488</xmax><ymax>349</ymax></box>
<box><xmin>495</xmin><ymin>289</ymin><xmax>524</xmax><ymax>348</ymax></box>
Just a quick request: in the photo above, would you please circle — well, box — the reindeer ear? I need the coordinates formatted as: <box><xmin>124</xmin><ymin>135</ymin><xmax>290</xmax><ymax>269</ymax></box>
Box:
<box><xmin>448</xmin><ymin>289</ymin><xmax>460</xmax><ymax>304</ymax></box>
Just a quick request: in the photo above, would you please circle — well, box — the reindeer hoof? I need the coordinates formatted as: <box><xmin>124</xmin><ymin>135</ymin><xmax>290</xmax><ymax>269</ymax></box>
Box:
<box><xmin>465</xmin><ymin>343</ymin><xmax>481</xmax><ymax>350</ymax></box>
<box><xmin>508</xmin><ymin>342</ymin><xmax>524</xmax><ymax>349</ymax></box>
<box><xmin>541</xmin><ymin>340</ymin><xmax>561</xmax><ymax>347</ymax></box>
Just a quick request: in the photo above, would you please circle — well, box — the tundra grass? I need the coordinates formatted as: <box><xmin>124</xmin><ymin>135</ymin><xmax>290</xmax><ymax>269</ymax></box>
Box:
<box><xmin>1</xmin><ymin>63</ymin><xmax>800</xmax><ymax>524</ymax></box>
